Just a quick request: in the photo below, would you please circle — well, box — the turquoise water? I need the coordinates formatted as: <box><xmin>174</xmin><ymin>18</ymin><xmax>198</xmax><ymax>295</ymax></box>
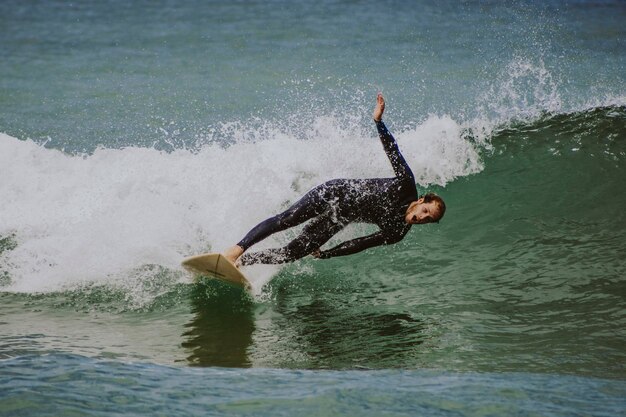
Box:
<box><xmin>1</xmin><ymin>0</ymin><xmax>625</xmax><ymax>415</ymax></box>
<box><xmin>2</xmin><ymin>354</ymin><xmax>624</xmax><ymax>417</ymax></box>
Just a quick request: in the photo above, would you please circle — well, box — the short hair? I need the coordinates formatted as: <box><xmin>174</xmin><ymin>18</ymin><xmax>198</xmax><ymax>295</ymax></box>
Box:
<box><xmin>422</xmin><ymin>193</ymin><xmax>446</xmax><ymax>222</ymax></box>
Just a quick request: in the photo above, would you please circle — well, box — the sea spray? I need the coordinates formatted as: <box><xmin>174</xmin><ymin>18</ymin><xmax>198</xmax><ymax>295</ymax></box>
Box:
<box><xmin>0</xmin><ymin>113</ymin><xmax>480</xmax><ymax>300</ymax></box>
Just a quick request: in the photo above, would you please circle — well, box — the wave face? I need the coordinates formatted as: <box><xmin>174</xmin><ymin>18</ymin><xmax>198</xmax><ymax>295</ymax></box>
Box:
<box><xmin>1</xmin><ymin>106</ymin><xmax>624</xmax><ymax>296</ymax></box>
<box><xmin>1</xmin><ymin>106</ymin><xmax>625</xmax><ymax>376</ymax></box>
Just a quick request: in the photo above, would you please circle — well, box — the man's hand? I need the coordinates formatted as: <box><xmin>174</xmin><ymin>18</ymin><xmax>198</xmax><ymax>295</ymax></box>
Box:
<box><xmin>311</xmin><ymin>249</ymin><xmax>322</xmax><ymax>259</ymax></box>
<box><xmin>373</xmin><ymin>92</ymin><xmax>385</xmax><ymax>122</ymax></box>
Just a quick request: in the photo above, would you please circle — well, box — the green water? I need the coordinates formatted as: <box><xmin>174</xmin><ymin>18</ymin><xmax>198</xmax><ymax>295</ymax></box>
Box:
<box><xmin>2</xmin><ymin>108</ymin><xmax>624</xmax><ymax>377</ymax></box>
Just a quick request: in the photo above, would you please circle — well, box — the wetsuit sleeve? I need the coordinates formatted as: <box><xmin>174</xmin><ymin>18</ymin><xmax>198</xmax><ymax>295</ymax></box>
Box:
<box><xmin>376</xmin><ymin>120</ymin><xmax>414</xmax><ymax>180</ymax></box>
<box><xmin>317</xmin><ymin>231</ymin><xmax>403</xmax><ymax>259</ymax></box>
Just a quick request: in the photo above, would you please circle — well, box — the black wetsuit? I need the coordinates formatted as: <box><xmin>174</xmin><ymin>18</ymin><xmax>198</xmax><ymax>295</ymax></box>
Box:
<box><xmin>238</xmin><ymin>120</ymin><xmax>418</xmax><ymax>265</ymax></box>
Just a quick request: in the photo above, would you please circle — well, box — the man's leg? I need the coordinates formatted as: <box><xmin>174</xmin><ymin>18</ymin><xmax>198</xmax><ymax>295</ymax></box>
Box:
<box><xmin>239</xmin><ymin>214</ymin><xmax>344</xmax><ymax>265</ymax></box>
<box><xmin>226</xmin><ymin>182</ymin><xmax>336</xmax><ymax>261</ymax></box>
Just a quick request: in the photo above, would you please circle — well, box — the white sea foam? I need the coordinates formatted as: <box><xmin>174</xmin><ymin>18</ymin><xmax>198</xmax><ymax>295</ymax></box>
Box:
<box><xmin>467</xmin><ymin>56</ymin><xmax>564</xmax><ymax>143</ymax></box>
<box><xmin>460</xmin><ymin>56</ymin><xmax>623</xmax><ymax>148</ymax></box>
<box><xmin>0</xmin><ymin>115</ymin><xmax>482</xmax><ymax>299</ymax></box>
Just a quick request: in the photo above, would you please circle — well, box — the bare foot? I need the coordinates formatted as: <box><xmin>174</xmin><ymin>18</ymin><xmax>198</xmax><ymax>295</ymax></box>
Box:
<box><xmin>223</xmin><ymin>245</ymin><xmax>244</xmax><ymax>265</ymax></box>
<box><xmin>373</xmin><ymin>93</ymin><xmax>385</xmax><ymax>122</ymax></box>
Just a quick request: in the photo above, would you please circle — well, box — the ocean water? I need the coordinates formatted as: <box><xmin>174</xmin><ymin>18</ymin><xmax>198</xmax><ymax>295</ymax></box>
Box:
<box><xmin>1</xmin><ymin>0</ymin><xmax>625</xmax><ymax>415</ymax></box>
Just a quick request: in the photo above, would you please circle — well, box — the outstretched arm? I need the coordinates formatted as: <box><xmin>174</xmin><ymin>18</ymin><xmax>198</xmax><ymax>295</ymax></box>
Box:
<box><xmin>314</xmin><ymin>231</ymin><xmax>403</xmax><ymax>259</ymax></box>
<box><xmin>373</xmin><ymin>93</ymin><xmax>414</xmax><ymax>180</ymax></box>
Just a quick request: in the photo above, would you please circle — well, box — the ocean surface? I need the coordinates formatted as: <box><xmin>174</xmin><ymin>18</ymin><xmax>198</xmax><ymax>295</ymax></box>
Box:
<box><xmin>1</xmin><ymin>0</ymin><xmax>625</xmax><ymax>415</ymax></box>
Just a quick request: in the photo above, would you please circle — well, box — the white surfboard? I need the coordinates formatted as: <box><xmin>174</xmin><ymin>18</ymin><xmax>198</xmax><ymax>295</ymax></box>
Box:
<box><xmin>181</xmin><ymin>253</ymin><xmax>252</xmax><ymax>291</ymax></box>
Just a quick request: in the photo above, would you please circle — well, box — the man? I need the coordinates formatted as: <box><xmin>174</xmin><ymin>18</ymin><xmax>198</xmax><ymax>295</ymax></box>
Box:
<box><xmin>224</xmin><ymin>93</ymin><xmax>446</xmax><ymax>265</ymax></box>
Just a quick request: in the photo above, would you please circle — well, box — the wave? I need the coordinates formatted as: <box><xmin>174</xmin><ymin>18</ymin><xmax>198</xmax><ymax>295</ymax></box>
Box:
<box><xmin>1</xmin><ymin>104</ymin><xmax>624</xmax><ymax>303</ymax></box>
<box><xmin>3</xmin><ymin>354</ymin><xmax>625</xmax><ymax>416</ymax></box>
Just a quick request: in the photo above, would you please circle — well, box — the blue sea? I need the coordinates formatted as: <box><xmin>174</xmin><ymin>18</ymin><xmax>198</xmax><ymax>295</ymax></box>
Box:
<box><xmin>1</xmin><ymin>0</ymin><xmax>625</xmax><ymax>415</ymax></box>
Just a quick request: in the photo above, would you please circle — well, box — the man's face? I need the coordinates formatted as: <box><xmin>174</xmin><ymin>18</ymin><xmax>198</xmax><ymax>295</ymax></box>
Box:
<box><xmin>406</xmin><ymin>199</ymin><xmax>441</xmax><ymax>225</ymax></box>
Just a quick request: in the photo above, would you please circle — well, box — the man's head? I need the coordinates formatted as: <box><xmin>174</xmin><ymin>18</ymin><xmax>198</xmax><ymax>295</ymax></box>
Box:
<box><xmin>405</xmin><ymin>193</ymin><xmax>446</xmax><ymax>225</ymax></box>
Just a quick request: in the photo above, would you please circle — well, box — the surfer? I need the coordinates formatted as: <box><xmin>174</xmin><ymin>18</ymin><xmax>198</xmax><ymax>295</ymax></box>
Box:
<box><xmin>223</xmin><ymin>93</ymin><xmax>446</xmax><ymax>265</ymax></box>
